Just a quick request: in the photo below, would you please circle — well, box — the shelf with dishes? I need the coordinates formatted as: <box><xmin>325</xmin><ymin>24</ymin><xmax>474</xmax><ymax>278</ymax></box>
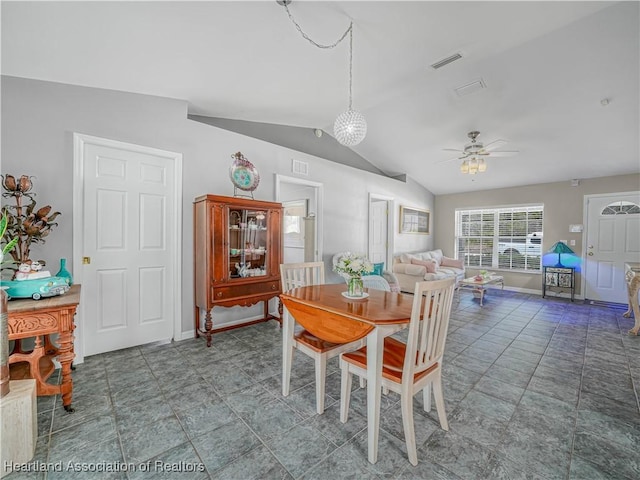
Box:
<box><xmin>230</xmin><ymin>248</ymin><xmax>266</xmax><ymax>255</ymax></box>
<box><xmin>229</xmin><ymin>226</ymin><xmax>267</xmax><ymax>231</ymax></box>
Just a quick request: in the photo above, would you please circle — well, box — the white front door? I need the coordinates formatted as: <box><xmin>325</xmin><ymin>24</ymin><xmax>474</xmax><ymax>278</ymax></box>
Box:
<box><xmin>584</xmin><ymin>192</ymin><xmax>640</xmax><ymax>304</ymax></box>
<box><xmin>74</xmin><ymin>134</ymin><xmax>182</xmax><ymax>357</ymax></box>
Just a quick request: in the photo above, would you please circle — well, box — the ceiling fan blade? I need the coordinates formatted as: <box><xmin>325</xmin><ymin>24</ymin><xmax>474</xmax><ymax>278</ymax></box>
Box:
<box><xmin>487</xmin><ymin>150</ymin><xmax>519</xmax><ymax>157</ymax></box>
<box><xmin>442</xmin><ymin>148</ymin><xmax>464</xmax><ymax>152</ymax></box>
<box><xmin>437</xmin><ymin>154</ymin><xmax>467</xmax><ymax>164</ymax></box>
<box><xmin>483</xmin><ymin>139</ymin><xmax>507</xmax><ymax>151</ymax></box>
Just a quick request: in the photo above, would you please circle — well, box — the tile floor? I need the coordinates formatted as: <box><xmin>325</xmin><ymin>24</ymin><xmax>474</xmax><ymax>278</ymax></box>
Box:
<box><xmin>4</xmin><ymin>288</ymin><xmax>640</xmax><ymax>479</ymax></box>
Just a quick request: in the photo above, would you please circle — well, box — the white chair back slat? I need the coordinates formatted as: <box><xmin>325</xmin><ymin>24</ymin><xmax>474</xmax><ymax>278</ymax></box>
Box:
<box><xmin>280</xmin><ymin>261</ymin><xmax>325</xmax><ymax>291</ymax></box>
<box><xmin>407</xmin><ymin>278</ymin><xmax>456</xmax><ymax>380</ymax></box>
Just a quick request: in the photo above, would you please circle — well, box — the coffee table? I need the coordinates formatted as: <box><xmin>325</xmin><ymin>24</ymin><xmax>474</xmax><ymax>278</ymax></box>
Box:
<box><xmin>460</xmin><ymin>274</ymin><xmax>504</xmax><ymax>306</ymax></box>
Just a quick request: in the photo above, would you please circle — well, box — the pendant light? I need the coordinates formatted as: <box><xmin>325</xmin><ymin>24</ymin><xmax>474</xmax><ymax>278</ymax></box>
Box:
<box><xmin>279</xmin><ymin>0</ymin><xmax>367</xmax><ymax>146</ymax></box>
<box><xmin>333</xmin><ymin>27</ymin><xmax>367</xmax><ymax>146</ymax></box>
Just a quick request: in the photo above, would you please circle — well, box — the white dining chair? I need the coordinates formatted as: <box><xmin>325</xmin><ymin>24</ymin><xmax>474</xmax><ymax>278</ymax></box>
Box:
<box><xmin>339</xmin><ymin>277</ymin><xmax>456</xmax><ymax>465</ymax></box>
<box><xmin>361</xmin><ymin>274</ymin><xmax>392</xmax><ymax>291</ymax></box>
<box><xmin>280</xmin><ymin>261</ymin><xmax>365</xmax><ymax>414</ymax></box>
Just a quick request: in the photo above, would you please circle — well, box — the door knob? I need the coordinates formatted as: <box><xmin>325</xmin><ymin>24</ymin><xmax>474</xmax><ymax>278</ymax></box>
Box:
<box><xmin>82</xmin><ymin>257</ymin><xmax>91</xmax><ymax>264</ymax></box>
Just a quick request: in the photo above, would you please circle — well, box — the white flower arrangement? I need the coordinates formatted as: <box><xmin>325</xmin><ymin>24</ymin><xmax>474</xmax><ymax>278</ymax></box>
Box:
<box><xmin>334</xmin><ymin>252</ymin><xmax>374</xmax><ymax>278</ymax></box>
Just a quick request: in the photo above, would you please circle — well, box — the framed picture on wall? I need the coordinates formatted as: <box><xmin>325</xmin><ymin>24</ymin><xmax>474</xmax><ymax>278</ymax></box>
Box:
<box><xmin>399</xmin><ymin>205</ymin><xmax>430</xmax><ymax>234</ymax></box>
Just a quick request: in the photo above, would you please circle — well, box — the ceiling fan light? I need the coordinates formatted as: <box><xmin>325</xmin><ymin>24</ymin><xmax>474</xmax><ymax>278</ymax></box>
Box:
<box><xmin>334</xmin><ymin>109</ymin><xmax>367</xmax><ymax>146</ymax></box>
<box><xmin>460</xmin><ymin>159</ymin><xmax>469</xmax><ymax>174</ymax></box>
<box><xmin>468</xmin><ymin>157</ymin><xmax>478</xmax><ymax>174</ymax></box>
<box><xmin>478</xmin><ymin>158</ymin><xmax>487</xmax><ymax>172</ymax></box>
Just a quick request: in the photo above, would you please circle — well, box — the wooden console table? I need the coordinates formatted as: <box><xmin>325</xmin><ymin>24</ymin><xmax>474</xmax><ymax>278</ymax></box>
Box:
<box><xmin>7</xmin><ymin>285</ymin><xmax>80</xmax><ymax>412</ymax></box>
<box><xmin>623</xmin><ymin>263</ymin><xmax>640</xmax><ymax>336</ymax></box>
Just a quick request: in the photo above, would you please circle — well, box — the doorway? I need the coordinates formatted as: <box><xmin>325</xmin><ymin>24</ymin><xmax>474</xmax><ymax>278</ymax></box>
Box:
<box><xmin>73</xmin><ymin>134</ymin><xmax>183</xmax><ymax>361</ymax></box>
<box><xmin>275</xmin><ymin>175</ymin><xmax>323</xmax><ymax>263</ymax></box>
<box><xmin>583</xmin><ymin>191</ymin><xmax>640</xmax><ymax>304</ymax></box>
<box><xmin>368</xmin><ymin>193</ymin><xmax>394</xmax><ymax>270</ymax></box>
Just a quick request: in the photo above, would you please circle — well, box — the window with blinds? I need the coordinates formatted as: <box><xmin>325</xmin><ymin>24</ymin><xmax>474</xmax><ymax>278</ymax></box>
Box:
<box><xmin>455</xmin><ymin>205</ymin><xmax>543</xmax><ymax>272</ymax></box>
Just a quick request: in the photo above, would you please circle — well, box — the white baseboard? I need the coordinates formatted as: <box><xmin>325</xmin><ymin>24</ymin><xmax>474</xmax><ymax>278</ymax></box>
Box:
<box><xmin>177</xmin><ymin>330</ymin><xmax>196</xmax><ymax>342</ymax></box>
<box><xmin>498</xmin><ymin>285</ymin><xmax>583</xmax><ymax>300</ymax></box>
<box><xmin>458</xmin><ymin>283</ymin><xmax>583</xmax><ymax>300</ymax></box>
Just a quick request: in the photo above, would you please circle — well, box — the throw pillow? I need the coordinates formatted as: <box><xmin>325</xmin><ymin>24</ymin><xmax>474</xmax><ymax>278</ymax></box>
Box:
<box><xmin>441</xmin><ymin>256</ymin><xmax>464</xmax><ymax>268</ymax></box>
<box><xmin>411</xmin><ymin>258</ymin><xmax>437</xmax><ymax>273</ymax></box>
<box><xmin>430</xmin><ymin>249</ymin><xmax>444</xmax><ymax>264</ymax></box>
<box><xmin>400</xmin><ymin>253</ymin><xmax>417</xmax><ymax>264</ymax></box>
<box><xmin>372</xmin><ymin>262</ymin><xmax>384</xmax><ymax>276</ymax></box>
<box><xmin>364</xmin><ymin>262</ymin><xmax>384</xmax><ymax>277</ymax></box>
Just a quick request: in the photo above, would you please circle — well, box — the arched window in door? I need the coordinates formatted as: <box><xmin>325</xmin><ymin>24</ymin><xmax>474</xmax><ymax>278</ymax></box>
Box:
<box><xmin>601</xmin><ymin>201</ymin><xmax>640</xmax><ymax>215</ymax></box>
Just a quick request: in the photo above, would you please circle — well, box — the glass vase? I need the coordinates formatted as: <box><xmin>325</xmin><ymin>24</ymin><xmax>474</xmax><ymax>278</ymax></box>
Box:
<box><xmin>347</xmin><ymin>276</ymin><xmax>364</xmax><ymax>297</ymax></box>
<box><xmin>56</xmin><ymin>258</ymin><xmax>73</xmax><ymax>285</ymax></box>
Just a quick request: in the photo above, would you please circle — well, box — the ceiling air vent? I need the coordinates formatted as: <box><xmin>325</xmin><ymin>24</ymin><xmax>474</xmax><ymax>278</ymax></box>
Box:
<box><xmin>430</xmin><ymin>52</ymin><xmax>463</xmax><ymax>70</ymax></box>
<box><xmin>292</xmin><ymin>159</ymin><xmax>309</xmax><ymax>176</ymax></box>
<box><xmin>454</xmin><ymin>78</ymin><xmax>487</xmax><ymax>97</ymax></box>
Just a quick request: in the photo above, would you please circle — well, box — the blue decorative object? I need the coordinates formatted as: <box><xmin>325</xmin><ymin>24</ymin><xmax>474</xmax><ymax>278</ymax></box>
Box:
<box><xmin>0</xmin><ymin>277</ymin><xmax>70</xmax><ymax>300</ymax></box>
<box><xmin>55</xmin><ymin>258</ymin><xmax>73</xmax><ymax>285</ymax></box>
<box><xmin>372</xmin><ymin>262</ymin><xmax>384</xmax><ymax>276</ymax></box>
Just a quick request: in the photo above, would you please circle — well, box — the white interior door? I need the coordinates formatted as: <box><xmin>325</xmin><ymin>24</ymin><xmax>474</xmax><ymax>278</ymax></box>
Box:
<box><xmin>368</xmin><ymin>194</ymin><xmax>394</xmax><ymax>268</ymax></box>
<box><xmin>584</xmin><ymin>192</ymin><xmax>640</xmax><ymax>304</ymax></box>
<box><xmin>74</xmin><ymin>134</ymin><xmax>182</xmax><ymax>358</ymax></box>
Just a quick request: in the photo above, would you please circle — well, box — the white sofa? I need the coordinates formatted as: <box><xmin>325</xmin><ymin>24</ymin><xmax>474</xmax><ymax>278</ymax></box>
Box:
<box><xmin>392</xmin><ymin>249</ymin><xmax>465</xmax><ymax>293</ymax></box>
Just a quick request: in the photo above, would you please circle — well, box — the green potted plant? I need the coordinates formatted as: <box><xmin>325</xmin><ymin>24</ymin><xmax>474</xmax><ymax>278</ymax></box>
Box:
<box><xmin>1</xmin><ymin>175</ymin><xmax>60</xmax><ymax>278</ymax></box>
<box><xmin>1</xmin><ymin>210</ymin><xmax>18</xmax><ymax>397</ymax></box>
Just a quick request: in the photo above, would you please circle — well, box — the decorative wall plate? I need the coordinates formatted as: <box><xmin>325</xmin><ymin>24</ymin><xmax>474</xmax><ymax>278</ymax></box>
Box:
<box><xmin>229</xmin><ymin>152</ymin><xmax>260</xmax><ymax>192</ymax></box>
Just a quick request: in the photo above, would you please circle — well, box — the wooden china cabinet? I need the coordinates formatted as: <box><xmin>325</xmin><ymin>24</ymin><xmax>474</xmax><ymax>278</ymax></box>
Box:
<box><xmin>193</xmin><ymin>194</ymin><xmax>283</xmax><ymax>346</ymax></box>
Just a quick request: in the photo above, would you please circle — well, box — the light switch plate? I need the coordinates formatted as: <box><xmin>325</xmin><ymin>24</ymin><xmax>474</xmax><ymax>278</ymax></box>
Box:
<box><xmin>569</xmin><ymin>224</ymin><xmax>583</xmax><ymax>233</ymax></box>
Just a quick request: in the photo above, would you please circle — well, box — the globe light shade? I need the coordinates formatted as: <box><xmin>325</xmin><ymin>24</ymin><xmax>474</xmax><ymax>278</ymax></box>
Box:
<box><xmin>468</xmin><ymin>157</ymin><xmax>479</xmax><ymax>175</ymax></box>
<box><xmin>478</xmin><ymin>157</ymin><xmax>487</xmax><ymax>172</ymax></box>
<box><xmin>460</xmin><ymin>159</ymin><xmax>469</xmax><ymax>174</ymax></box>
<box><xmin>334</xmin><ymin>109</ymin><xmax>367</xmax><ymax>146</ymax></box>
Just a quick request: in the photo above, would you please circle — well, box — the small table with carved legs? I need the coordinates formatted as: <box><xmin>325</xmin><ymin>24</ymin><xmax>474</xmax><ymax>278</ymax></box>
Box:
<box><xmin>623</xmin><ymin>263</ymin><xmax>640</xmax><ymax>336</ymax></box>
<box><xmin>7</xmin><ymin>285</ymin><xmax>80</xmax><ymax>412</ymax></box>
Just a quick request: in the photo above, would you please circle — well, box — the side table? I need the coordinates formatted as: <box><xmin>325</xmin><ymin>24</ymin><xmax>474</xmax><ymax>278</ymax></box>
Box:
<box><xmin>459</xmin><ymin>275</ymin><xmax>504</xmax><ymax>306</ymax></box>
<box><xmin>623</xmin><ymin>262</ymin><xmax>640</xmax><ymax>335</ymax></box>
<box><xmin>543</xmin><ymin>267</ymin><xmax>575</xmax><ymax>301</ymax></box>
<box><xmin>7</xmin><ymin>285</ymin><xmax>80</xmax><ymax>412</ymax></box>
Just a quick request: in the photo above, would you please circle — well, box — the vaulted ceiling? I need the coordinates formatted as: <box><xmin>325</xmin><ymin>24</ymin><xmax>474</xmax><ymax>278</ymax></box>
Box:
<box><xmin>2</xmin><ymin>1</ymin><xmax>638</xmax><ymax>194</ymax></box>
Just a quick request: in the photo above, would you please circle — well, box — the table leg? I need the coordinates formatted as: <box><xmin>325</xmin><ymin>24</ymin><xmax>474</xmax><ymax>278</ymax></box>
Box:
<box><xmin>58</xmin><ymin>309</ymin><xmax>76</xmax><ymax>412</ymax></box>
<box><xmin>479</xmin><ymin>287</ymin><xmax>485</xmax><ymax>306</ymax></box>
<box><xmin>366</xmin><ymin>328</ymin><xmax>384</xmax><ymax>464</ymax></box>
<box><xmin>282</xmin><ymin>309</ymin><xmax>294</xmax><ymax>396</ymax></box>
<box><xmin>623</xmin><ymin>273</ymin><xmax>640</xmax><ymax>335</ymax></box>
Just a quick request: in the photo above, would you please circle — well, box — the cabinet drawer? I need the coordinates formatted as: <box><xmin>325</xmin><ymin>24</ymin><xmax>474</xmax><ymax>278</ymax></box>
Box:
<box><xmin>212</xmin><ymin>281</ymin><xmax>281</xmax><ymax>301</ymax></box>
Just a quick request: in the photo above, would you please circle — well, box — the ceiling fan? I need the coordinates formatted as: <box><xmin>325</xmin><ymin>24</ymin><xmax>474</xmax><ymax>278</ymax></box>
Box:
<box><xmin>443</xmin><ymin>131</ymin><xmax>519</xmax><ymax>174</ymax></box>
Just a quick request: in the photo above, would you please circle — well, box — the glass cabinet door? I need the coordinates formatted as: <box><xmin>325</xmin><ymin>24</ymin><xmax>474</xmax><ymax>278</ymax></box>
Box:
<box><xmin>228</xmin><ymin>207</ymin><xmax>269</xmax><ymax>279</ymax></box>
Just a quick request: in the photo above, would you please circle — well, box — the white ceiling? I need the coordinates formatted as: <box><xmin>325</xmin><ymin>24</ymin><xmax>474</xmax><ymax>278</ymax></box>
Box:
<box><xmin>2</xmin><ymin>1</ymin><xmax>638</xmax><ymax>195</ymax></box>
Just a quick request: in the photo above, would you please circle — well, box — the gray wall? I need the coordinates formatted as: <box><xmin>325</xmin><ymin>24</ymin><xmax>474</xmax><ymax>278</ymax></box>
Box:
<box><xmin>434</xmin><ymin>175</ymin><xmax>640</xmax><ymax>294</ymax></box>
<box><xmin>1</xmin><ymin>76</ymin><xmax>434</xmax><ymax>347</ymax></box>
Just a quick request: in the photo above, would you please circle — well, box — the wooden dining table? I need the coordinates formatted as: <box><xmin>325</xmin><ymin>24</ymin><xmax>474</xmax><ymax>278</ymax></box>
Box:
<box><xmin>280</xmin><ymin>283</ymin><xmax>414</xmax><ymax>464</ymax></box>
